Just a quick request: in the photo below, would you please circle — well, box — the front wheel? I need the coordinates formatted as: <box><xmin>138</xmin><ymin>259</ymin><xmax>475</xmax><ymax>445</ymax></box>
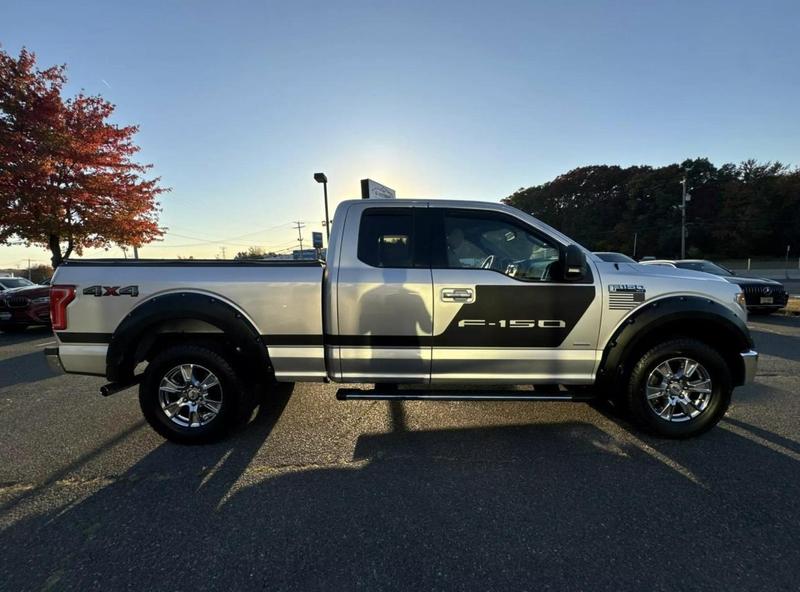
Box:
<box><xmin>139</xmin><ymin>344</ymin><xmax>254</xmax><ymax>444</ymax></box>
<box><xmin>626</xmin><ymin>338</ymin><xmax>732</xmax><ymax>439</ymax></box>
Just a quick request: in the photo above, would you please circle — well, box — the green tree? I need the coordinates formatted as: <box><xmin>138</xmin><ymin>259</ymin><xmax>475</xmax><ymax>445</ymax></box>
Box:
<box><xmin>504</xmin><ymin>158</ymin><xmax>799</xmax><ymax>259</ymax></box>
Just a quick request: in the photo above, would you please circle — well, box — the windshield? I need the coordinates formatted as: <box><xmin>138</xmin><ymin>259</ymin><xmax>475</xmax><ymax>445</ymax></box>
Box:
<box><xmin>674</xmin><ymin>261</ymin><xmax>732</xmax><ymax>276</ymax></box>
<box><xmin>0</xmin><ymin>278</ymin><xmax>34</xmax><ymax>289</ymax></box>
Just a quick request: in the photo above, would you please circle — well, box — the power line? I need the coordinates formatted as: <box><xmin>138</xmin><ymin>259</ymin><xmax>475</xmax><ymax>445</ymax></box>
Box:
<box><xmin>144</xmin><ymin>238</ymin><xmax>299</xmax><ymax>250</ymax></box>
<box><xmin>162</xmin><ymin>222</ymin><xmax>297</xmax><ymax>245</ymax></box>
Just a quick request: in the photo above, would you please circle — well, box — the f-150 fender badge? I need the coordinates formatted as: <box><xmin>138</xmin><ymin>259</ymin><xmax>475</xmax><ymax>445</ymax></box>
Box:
<box><xmin>457</xmin><ymin>319</ymin><xmax>566</xmax><ymax>328</ymax></box>
<box><xmin>608</xmin><ymin>284</ymin><xmax>645</xmax><ymax>293</ymax></box>
<box><xmin>83</xmin><ymin>285</ymin><xmax>139</xmax><ymax>297</ymax></box>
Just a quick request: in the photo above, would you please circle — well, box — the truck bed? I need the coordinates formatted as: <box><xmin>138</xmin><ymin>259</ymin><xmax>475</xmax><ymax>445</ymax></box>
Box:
<box><xmin>59</xmin><ymin>258</ymin><xmax>323</xmax><ymax>267</ymax></box>
<box><xmin>52</xmin><ymin>258</ymin><xmax>327</xmax><ymax>381</ymax></box>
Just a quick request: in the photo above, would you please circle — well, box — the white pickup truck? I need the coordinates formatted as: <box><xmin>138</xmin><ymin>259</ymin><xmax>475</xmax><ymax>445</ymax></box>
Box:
<box><xmin>46</xmin><ymin>198</ymin><xmax>757</xmax><ymax>443</ymax></box>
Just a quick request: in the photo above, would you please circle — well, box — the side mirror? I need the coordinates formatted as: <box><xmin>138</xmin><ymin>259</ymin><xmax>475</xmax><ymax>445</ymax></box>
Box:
<box><xmin>564</xmin><ymin>244</ymin><xmax>586</xmax><ymax>279</ymax></box>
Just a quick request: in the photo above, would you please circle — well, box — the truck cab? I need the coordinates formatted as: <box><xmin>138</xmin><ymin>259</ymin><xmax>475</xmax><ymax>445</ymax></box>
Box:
<box><xmin>328</xmin><ymin>199</ymin><xmax>601</xmax><ymax>384</ymax></box>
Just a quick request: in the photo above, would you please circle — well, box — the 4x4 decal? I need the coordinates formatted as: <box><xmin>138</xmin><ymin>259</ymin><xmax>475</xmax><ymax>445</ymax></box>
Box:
<box><xmin>83</xmin><ymin>285</ymin><xmax>139</xmax><ymax>297</ymax></box>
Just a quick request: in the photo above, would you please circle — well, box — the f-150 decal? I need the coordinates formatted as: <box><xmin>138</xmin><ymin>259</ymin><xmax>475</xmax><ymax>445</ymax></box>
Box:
<box><xmin>608</xmin><ymin>284</ymin><xmax>645</xmax><ymax>293</ymax></box>
<box><xmin>458</xmin><ymin>319</ymin><xmax>566</xmax><ymax>328</ymax></box>
<box><xmin>436</xmin><ymin>285</ymin><xmax>595</xmax><ymax>347</ymax></box>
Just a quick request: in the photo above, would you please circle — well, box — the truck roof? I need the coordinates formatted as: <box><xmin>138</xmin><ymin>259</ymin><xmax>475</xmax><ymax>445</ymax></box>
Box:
<box><xmin>338</xmin><ymin>198</ymin><xmax>576</xmax><ymax>247</ymax></box>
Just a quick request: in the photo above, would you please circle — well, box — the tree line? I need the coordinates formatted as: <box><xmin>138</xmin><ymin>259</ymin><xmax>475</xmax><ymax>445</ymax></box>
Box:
<box><xmin>504</xmin><ymin>158</ymin><xmax>800</xmax><ymax>259</ymax></box>
<box><xmin>233</xmin><ymin>246</ymin><xmax>282</xmax><ymax>260</ymax></box>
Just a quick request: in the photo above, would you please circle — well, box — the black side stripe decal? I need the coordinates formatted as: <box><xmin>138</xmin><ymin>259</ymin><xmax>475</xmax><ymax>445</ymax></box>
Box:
<box><xmin>55</xmin><ymin>332</ymin><xmax>593</xmax><ymax>348</ymax></box>
<box><xmin>56</xmin><ymin>332</ymin><xmax>328</xmax><ymax>346</ymax></box>
<box><xmin>328</xmin><ymin>335</ymin><xmax>429</xmax><ymax>347</ymax></box>
<box><xmin>261</xmin><ymin>335</ymin><xmax>324</xmax><ymax>346</ymax></box>
<box><xmin>56</xmin><ymin>332</ymin><xmax>113</xmax><ymax>344</ymax></box>
<box><xmin>52</xmin><ymin>332</ymin><xmax>485</xmax><ymax>348</ymax></box>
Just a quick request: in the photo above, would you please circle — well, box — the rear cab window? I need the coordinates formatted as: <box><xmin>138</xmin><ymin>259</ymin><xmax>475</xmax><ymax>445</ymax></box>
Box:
<box><xmin>357</xmin><ymin>209</ymin><xmax>416</xmax><ymax>268</ymax></box>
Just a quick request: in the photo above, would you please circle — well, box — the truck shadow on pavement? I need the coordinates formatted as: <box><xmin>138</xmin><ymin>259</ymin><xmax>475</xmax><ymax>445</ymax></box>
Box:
<box><xmin>1</xmin><ymin>399</ymin><xmax>798</xmax><ymax>591</ymax></box>
<box><xmin>0</xmin><ymin>327</ymin><xmax>58</xmax><ymax>388</ymax></box>
<box><xmin>0</xmin><ymin>326</ymin><xmax>52</xmax><ymax>343</ymax></box>
<box><xmin>0</xmin><ymin>349</ymin><xmax>61</xmax><ymax>389</ymax></box>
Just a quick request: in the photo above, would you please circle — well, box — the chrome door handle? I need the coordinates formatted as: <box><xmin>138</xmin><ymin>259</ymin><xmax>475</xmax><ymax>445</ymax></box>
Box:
<box><xmin>441</xmin><ymin>288</ymin><xmax>474</xmax><ymax>302</ymax></box>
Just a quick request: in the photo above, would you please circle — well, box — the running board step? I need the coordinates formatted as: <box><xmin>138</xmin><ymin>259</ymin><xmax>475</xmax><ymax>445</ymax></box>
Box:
<box><xmin>335</xmin><ymin>388</ymin><xmax>595</xmax><ymax>402</ymax></box>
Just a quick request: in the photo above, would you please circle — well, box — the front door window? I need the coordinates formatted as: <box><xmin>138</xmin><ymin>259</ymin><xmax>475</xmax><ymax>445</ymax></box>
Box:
<box><xmin>442</xmin><ymin>211</ymin><xmax>561</xmax><ymax>282</ymax></box>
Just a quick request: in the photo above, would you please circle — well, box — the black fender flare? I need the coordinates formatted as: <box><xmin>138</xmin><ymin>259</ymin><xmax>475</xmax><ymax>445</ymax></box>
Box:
<box><xmin>597</xmin><ymin>295</ymin><xmax>754</xmax><ymax>388</ymax></box>
<box><xmin>106</xmin><ymin>292</ymin><xmax>269</xmax><ymax>382</ymax></box>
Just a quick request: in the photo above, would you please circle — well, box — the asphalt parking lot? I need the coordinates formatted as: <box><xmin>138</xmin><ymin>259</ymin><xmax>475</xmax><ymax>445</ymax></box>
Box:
<box><xmin>1</xmin><ymin>318</ymin><xmax>799</xmax><ymax>592</ymax></box>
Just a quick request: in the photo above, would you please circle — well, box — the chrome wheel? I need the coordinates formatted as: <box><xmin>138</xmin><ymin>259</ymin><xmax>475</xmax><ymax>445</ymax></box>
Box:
<box><xmin>158</xmin><ymin>364</ymin><xmax>223</xmax><ymax>428</ymax></box>
<box><xmin>645</xmin><ymin>357</ymin><xmax>712</xmax><ymax>422</ymax></box>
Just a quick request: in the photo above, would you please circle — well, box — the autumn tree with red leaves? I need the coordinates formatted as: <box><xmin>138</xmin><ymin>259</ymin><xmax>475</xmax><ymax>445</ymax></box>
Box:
<box><xmin>0</xmin><ymin>47</ymin><xmax>167</xmax><ymax>267</ymax></box>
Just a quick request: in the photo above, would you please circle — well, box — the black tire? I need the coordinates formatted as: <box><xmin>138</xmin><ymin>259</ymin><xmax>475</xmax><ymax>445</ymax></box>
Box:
<box><xmin>139</xmin><ymin>344</ymin><xmax>255</xmax><ymax>444</ymax></box>
<box><xmin>626</xmin><ymin>338</ymin><xmax>732</xmax><ymax>439</ymax></box>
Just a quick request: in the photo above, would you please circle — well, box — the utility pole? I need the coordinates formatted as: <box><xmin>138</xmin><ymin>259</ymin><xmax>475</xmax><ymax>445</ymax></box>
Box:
<box><xmin>632</xmin><ymin>233</ymin><xmax>638</xmax><ymax>259</ymax></box>
<box><xmin>27</xmin><ymin>259</ymin><xmax>31</xmax><ymax>280</ymax></box>
<box><xmin>679</xmin><ymin>177</ymin><xmax>690</xmax><ymax>259</ymax></box>
<box><xmin>220</xmin><ymin>246</ymin><xmax>227</xmax><ymax>260</ymax></box>
<box><xmin>294</xmin><ymin>221</ymin><xmax>306</xmax><ymax>255</ymax></box>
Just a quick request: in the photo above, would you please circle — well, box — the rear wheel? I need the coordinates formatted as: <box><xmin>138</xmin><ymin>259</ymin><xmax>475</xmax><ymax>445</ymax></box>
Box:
<box><xmin>626</xmin><ymin>338</ymin><xmax>732</xmax><ymax>438</ymax></box>
<box><xmin>139</xmin><ymin>344</ymin><xmax>254</xmax><ymax>444</ymax></box>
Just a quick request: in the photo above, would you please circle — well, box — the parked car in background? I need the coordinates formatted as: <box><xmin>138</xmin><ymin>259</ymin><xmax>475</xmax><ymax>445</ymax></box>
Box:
<box><xmin>0</xmin><ymin>277</ymin><xmax>35</xmax><ymax>291</ymax></box>
<box><xmin>0</xmin><ymin>284</ymin><xmax>51</xmax><ymax>331</ymax></box>
<box><xmin>593</xmin><ymin>252</ymin><xmax>637</xmax><ymax>263</ymax></box>
<box><xmin>640</xmin><ymin>259</ymin><xmax>788</xmax><ymax>314</ymax></box>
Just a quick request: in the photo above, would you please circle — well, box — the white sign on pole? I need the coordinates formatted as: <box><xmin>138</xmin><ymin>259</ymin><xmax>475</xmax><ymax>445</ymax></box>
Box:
<box><xmin>360</xmin><ymin>179</ymin><xmax>396</xmax><ymax>200</ymax></box>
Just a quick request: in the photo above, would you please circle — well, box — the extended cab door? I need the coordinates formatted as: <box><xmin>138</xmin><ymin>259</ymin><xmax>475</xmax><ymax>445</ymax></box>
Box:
<box><xmin>331</xmin><ymin>202</ymin><xmax>433</xmax><ymax>382</ymax></box>
<box><xmin>429</xmin><ymin>207</ymin><xmax>601</xmax><ymax>384</ymax></box>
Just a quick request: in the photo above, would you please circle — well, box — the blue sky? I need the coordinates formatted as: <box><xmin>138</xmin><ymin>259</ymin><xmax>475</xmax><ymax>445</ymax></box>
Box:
<box><xmin>2</xmin><ymin>0</ymin><xmax>798</xmax><ymax>265</ymax></box>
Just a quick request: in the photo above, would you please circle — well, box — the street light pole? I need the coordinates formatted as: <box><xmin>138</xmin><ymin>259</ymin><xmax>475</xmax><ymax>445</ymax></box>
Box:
<box><xmin>314</xmin><ymin>172</ymin><xmax>330</xmax><ymax>240</ymax></box>
<box><xmin>680</xmin><ymin>177</ymin><xmax>687</xmax><ymax>259</ymax></box>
